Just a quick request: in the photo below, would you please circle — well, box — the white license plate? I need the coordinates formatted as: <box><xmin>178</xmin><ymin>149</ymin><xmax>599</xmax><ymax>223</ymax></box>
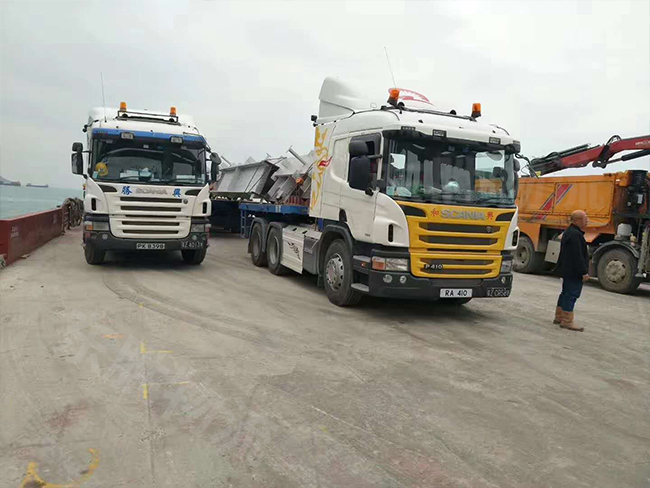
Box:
<box><xmin>136</xmin><ymin>243</ymin><xmax>165</xmax><ymax>250</ymax></box>
<box><xmin>440</xmin><ymin>289</ymin><xmax>473</xmax><ymax>298</ymax></box>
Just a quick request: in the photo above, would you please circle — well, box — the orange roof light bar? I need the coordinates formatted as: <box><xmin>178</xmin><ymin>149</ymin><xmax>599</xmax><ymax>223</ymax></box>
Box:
<box><xmin>119</xmin><ymin>101</ymin><xmax>127</xmax><ymax>111</ymax></box>
<box><xmin>471</xmin><ymin>102</ymin><xmax>482</xmax><ymax>118</ymax></box>
<box><xmin>170</xmin><ymin>106</ymin><xmax>177</xmax><ymax>116</ymax></box>
<box><xmin>387</xmin><ymin>88</ymin><xmax>400</xmax><ymax>107</ymax></box>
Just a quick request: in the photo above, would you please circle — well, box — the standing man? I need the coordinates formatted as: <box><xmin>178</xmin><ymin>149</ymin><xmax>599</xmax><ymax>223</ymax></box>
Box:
<box><xmin>554</xmin><ymin>210</ymin><xmax>590</xmax><ymax>332</ymax></box>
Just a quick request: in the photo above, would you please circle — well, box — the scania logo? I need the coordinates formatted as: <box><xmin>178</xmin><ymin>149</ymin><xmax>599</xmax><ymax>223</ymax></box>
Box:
<box><xmin>441</xmin><ymin>209</ymin><xmax>486</xmax><ymax>220</ymax></box>
<box><xmin>135</xmin><ymin>188</ymin><xmax>168</xmax><ymax>195</ymax></box>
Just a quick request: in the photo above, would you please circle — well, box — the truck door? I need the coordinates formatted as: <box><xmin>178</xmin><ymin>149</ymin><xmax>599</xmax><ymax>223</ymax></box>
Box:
<box><xmin>339</xmin><ymin>134</ymin><xmax>381</xmax><ymax>242</ymax></box>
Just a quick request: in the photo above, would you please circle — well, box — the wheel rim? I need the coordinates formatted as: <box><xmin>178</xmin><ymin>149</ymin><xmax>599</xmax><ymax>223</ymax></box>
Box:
<box><xmin>269</xmin><ymin>236</ymin><xmax>279</xmax><ymax>264</ymax></box>
<box><xmin>515</xmin><ymin>246</ymin><xmax>530</xmax><ymax>267</ymax></box>
<box><xmin>325</xmin><ymin>253</ymin><xmax>344</xmax><ymax>291</ymax></box>
<box><xmin>605</xmin><ymin>259</ymin><xmax>627</xmax><ymax>283</ymax></box>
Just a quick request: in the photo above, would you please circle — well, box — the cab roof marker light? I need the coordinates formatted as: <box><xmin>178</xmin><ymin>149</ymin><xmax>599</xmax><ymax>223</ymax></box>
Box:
<box><xmin>471</xmin><ymin>102</ymin><xmax>482</xmax><ymax>118</ymax></box>
<box><xmin>121</xmin><ymin>132</ymin><xmax>134</xmax><ymax>140</ymax></box>
<box><xmin>119</xmin><ymin>101</ymin><xmax>127</xmax><ymax>112</ymax></box>
<box><xmin>387</xmin><ymin>88</ymin><xmax>400</xmax><ymax>107</ymax></box>
<box><xmin>170</xmin><ymin>106</ymin><xmax>177</xmax><ymax>116</ymax></box>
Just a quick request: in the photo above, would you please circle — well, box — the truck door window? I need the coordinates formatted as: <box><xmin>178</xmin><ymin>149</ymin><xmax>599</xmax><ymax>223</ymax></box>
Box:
<box><xmin>348</xmin><ymin>134</ymin><xmax>381</xmax><ymax>182</ymax></box>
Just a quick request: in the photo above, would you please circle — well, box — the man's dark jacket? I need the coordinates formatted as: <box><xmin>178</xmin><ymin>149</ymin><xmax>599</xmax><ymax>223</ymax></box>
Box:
<box><xmin>557</xmin><ymin>224</ymin><xmax>589</xmax><ymax>280</ymax></box>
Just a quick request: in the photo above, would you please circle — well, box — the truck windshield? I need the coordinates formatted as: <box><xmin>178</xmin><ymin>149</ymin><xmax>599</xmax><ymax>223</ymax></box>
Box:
<box><xmin>383</xmin><ymin>137</ymin><xmax>517</xmax><ymax>206</ymax></box>
<box><xmin>91</xmin><ymin>139</ymin><xmax>206</xmax><ymax>186</ymax></box>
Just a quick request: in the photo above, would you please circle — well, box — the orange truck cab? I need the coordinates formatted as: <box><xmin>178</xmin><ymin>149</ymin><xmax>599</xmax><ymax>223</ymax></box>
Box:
<box><xmin>514</xmin><ymin>170</ymin><xmax>650</xmax><ymax>294</ymax></box>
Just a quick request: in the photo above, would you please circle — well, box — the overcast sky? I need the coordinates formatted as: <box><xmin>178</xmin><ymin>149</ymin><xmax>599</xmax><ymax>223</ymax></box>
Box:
<box><xmin>1</xmin><ymin>0</ymin><xmax>648</xmax><ymax>189</ymax></box>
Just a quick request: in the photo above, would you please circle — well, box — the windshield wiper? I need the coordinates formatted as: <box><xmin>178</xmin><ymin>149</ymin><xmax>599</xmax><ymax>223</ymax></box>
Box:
<box><xmin>473</xmin><ymin>195</ymin><xmax>514</xmax><ymax>205</ymax></box>
<box><xmin>117</xmin><ymin>175</ymin><xmax>152</xmax><ymax>182</ymax></box>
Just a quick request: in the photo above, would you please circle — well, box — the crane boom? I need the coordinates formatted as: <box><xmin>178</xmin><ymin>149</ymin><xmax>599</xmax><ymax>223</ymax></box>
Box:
<box><xmin>529</xmin><ymin>134</ymin><xmax>650</xmax><ymax>176</ymax></box>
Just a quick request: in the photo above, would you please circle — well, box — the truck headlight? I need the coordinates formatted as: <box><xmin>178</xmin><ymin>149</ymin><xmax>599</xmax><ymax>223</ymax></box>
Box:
<box><xmin>191</xmin><ymin>223</ymin><xmax>207</xmax><ymax>233</ymax></box>
<box><xmin>372</xmin><ymin>257</ymin><xmax>409</xmax><ymax>272</ymax></box>
<box><xmin>500</xmin><ymin>259</ymin><xmax>513</xmax><ymax>273</ymax></box>
<box><xmin>85</xmin><ymin>221</ymin><xmax>109</xmax><ymax>231</ymax></box>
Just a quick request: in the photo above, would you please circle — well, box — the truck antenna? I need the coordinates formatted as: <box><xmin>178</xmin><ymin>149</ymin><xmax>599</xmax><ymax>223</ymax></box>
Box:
<box><xmin>100</xmin><ymin>72</ymin><xmax>107</xmax><ymax>122</ymax></box>
<box><xmin>384</xmin><ymin>46</ymin><xmax>397</xmax><ymax>88</ymax></box>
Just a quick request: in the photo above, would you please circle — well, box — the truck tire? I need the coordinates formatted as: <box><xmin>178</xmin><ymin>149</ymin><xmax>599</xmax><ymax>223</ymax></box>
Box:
<box><xmin>597</xmin><ymin>248</ymin><xmax>641</xmax><ymax>294</ymax></box>
<box><xmin>250</xmin><ymin>223</ymin><xmax>267</xmax><ymax>267</ymax></box>
<box><xmin>267</xmin><ymin>227</ymin><xmax>289</xmax><ymax>275</ymax></box>
<box><xmin>323</xmin><ymin>240</ymin><xmax>362</xmax><ymax>307</ymax></box>
<box><xmin>84</xmin><ymin>244</ymin><xmax>105</xmax><ymax>265</ymax></box>
<box><xmin>182</xmin><ymin>248</ymin><xmax>207</xmax><ymax>265</ymax></box>
<box><xmin>513</xmin><ymin>236</ymin><xmax>545</xmax><ymax>274</ymax></box>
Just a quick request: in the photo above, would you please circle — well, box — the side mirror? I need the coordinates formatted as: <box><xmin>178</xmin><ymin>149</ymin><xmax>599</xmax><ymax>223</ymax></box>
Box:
<box><xmin>210</xmin><ymin>153</ymin><xmax>221</xmax><ymax>182</ymax></box>
<box><xmin>71</xmin><ymin>153</ymin><xmax>84</xmax><ymax>175</ymax></box>
<box><xmin>72</xmin><ymin>142</ymin><xmax>83</xmax><ymax>152</ymax></box>
<box><xmin>349</xmin><ymin>156</ymin><xmax>372</xmax><ymax>192</ymax></box>
<box><xmin>349</xmin><ymin>140</ymin><xmax>369</xmax><ymax>158</ymax></box>
<box><xmin>513</xmin><ymin>159</ymin><xmax>521</xmax><ymax>173</ymax></box>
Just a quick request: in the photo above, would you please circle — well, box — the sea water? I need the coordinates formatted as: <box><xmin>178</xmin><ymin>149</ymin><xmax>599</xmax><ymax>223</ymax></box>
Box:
<box><xmin>0</xmin><ymin>186</ymin><xmax>83</xmax><ymax>219</ymax></box>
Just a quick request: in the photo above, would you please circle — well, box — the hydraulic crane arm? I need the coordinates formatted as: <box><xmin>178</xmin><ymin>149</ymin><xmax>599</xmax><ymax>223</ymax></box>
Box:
<box><xmin>529</xmin><ymin>134</ymin><xmax>650</xmax><ymax>176</ymax></box>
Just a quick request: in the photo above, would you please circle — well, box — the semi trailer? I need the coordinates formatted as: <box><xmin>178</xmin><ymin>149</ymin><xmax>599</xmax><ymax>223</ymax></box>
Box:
<box><xmin>217</xmin><ymin>78</ymin><xmax>522</xmax><ymax>306</ymax></box>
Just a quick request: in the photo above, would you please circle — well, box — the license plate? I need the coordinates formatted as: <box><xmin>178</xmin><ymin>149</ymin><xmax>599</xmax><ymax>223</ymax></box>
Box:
<box><xmin>181</xmin><ymin>241</ymin><xmax>204</xmax><ymax>249</ymax></box>
<box><xmin>136</xmin><ymin>243</ymin><xmax>165</xmax><ymax>250</ymax></box>
<box><xmin>486</xmin><ymin>287</ymin><xmax>510</xmax><ymax>297</ymax></box>
<box><xmin>440</xmin><ymin>289</ymin><xmax>473</xmax><ymax>298</ymax></box>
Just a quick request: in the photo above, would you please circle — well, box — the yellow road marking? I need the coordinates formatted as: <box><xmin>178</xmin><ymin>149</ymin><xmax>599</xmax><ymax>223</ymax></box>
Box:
<box><xmin>101</xmin><ymin>334</ymin><xmax>123</xmax><ymax>339</ymax></box>
<box><xmin>20</xmin><ymin>448</ymin><xmax>99</xmax><ymax>488</ymax></box>
<box><xmin>142</xmin><ymin>384</ymin><xmax>149</xmax><ymax>400</ymax></box>
<box><xmin>140</xmin><ymin>342</ymin><xmax>172</xmax><ymax>354</ymax></box>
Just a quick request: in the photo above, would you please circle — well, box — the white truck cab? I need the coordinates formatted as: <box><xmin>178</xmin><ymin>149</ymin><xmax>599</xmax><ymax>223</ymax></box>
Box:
<box><xmin>71</xmin><ymin>103</ymin><xmax>220</xmax><ymax>265</ymax></box>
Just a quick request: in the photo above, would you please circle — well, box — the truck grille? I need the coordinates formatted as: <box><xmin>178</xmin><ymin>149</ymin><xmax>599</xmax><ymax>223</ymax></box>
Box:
<box><xmin>398</xmin><ymin>202</ymin><xmax>512</xmax><ymax>279</ymax></box>
<box><xmin>119</xmin><ymin>196</ymin><xmax>184</xmax><ymax>214</ymax></box>
<box><xmin>110</xmin><ymin>215</ymin><xmax>189</xmax><ymax>238</ymax></box>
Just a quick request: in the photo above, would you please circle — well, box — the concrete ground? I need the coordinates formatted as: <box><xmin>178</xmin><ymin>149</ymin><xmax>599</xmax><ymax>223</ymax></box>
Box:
<box><xmin>1</xmin><ymin>228</ymin><xmax>648</xmax><ymax>488</ymax></box>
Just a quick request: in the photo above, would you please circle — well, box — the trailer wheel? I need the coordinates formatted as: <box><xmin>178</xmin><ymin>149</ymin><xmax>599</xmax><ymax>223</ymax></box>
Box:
<box><xmin>513</xmin><ymin>236</ymin><xmax>545</xmax><ymax>274</ymax></box>
<box><xmin>597</xmin><ymin>248</ymin><xmax>641</xmax><ymax>294</ymax></box>
<box><xmin>182</xmin><ymin>248</ymin><xmax>207</xmax><ymax>265</ymax></box>
<box><xmin>250</xmin><ymin>223</ymin><xmax>267</xmax><ymax>267</ymax></box>
<box><xmin>323</xmin><ymin>240</ymin><xmax>361</xmax><ymax>307</ymax></box>
<box><xmin>84</xmin><ymin>244</ymin><xmax>105</xmax><ymax>265</ymax></box>
<box><xmin>267</xmin><ymin>227</ymin><xmax>289</xmax><ymax>275</ymax></box>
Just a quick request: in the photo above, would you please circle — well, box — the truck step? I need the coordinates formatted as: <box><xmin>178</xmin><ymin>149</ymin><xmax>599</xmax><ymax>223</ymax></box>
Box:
<box><xmin>351</xmin><ymin>283</ymin><xmax>370</xmax><ymax>293</ymax></box>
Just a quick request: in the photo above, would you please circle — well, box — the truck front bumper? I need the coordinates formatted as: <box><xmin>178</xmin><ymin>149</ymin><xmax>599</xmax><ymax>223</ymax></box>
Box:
<box><xmin>366</xmin><ymin>270</ymin><xmax>513</xmax><ymax>300</ymax></box>
<box><xmin>83</xmin><ymin>231</ymin><xmax>209</xmax><ymax>251</ymax></box>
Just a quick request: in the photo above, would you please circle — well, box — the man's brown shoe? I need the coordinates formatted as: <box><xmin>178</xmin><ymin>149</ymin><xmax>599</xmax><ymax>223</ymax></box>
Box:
<box><xmin>560</xmin><ymin>311</ymin><xmax>584</xmax><ymax>332</ymax></box>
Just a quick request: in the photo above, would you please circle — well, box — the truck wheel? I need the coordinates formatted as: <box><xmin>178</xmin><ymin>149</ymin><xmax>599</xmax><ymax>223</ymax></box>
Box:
<box><xmin>250</xmin><ymin>223</ymin><xmax>267</xmax><ymax>267</ymax></box>
<box><xmin>597</xmin><ymin>248</ymin><xmax>641</xmax><ymax>294</ymax></box>
<box><xmin>513</xmin><ymin>236</ymin><xmax>545</xmax><ymax>274</ymax></box>
<box><xmin>323</xmin><ymin>240</ymin><xmax>361</xmax><ymax>307</ymax></box>
<box><xmin>267</xmin><ymin>227</ymin><xmax>289</xmax><ymax>275</ymax></box>
<box><xmin>182</xmin><ymin>248</ymin><xmax>207</xmax><ymax>265</ymax></box>
<box><xmin>84</xmin><ymin>244</ymin><xmax>105</xmax><ymax>265</ymax></box>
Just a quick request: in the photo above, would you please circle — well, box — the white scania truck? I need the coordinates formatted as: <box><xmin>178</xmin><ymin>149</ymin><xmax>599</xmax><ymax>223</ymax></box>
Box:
<box><xmin>71</xmin><ymin>102</ymin><xmax>220</xmax><ymax>265</ymax></box>
<box><xmin>240</xmin><ymin>78</ymin><xmax>522</xmax><ymax>306</ymax></box>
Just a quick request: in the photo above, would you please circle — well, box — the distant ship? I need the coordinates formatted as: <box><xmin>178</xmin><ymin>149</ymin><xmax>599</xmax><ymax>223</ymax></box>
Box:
<box><xmin>26</xmin><ymin>183</ymin><xmax>49</xmax><ymax>188</ymax></box>
<box><xmin>0</xmin><ymin>176</ymin><xmax>21</xmax><ymax>186</ymax></box>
